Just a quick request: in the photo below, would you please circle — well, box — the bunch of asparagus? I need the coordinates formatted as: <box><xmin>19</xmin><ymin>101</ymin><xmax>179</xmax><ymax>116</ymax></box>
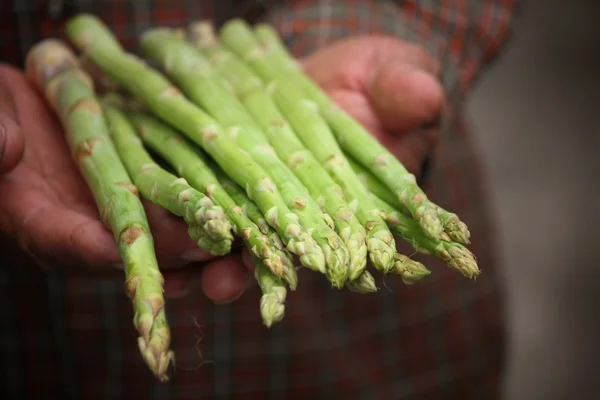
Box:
<box><xmin>25</xmin><ymin>13</ymin><xmax>480</xmax><ymax>382</ymax></box>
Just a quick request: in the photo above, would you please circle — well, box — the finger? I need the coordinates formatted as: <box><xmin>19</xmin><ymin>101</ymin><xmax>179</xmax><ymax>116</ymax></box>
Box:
<box><xmin>368</xmin><ymin>63</ymin><xmax>444</xmax><ymax>133</ymax></box>
<box><xmin>14</xmin><ymin>201</ymin><xmax>122</xmax><ymax>274</ymax></box>
<box><xmin>327</xmin><ymin>89</ymin><xmax>437</xmax><ymax>174</ymax></box>
<box><xmin>0</xmin><ymin>66</ymin><xmax>25</xmax><ymax>173</ymax></box>
<box><xmin>385</xmin><ymin>127</ymin><xmax>438</xmax><ymax>175</ymax></box>
<box><xmin>200</xmin><ymin>253</ymin><xmax>252</xmax><ymax>304</ymax></box>
<box><xmin>162</xmin><ymin>268</ymin><xmax>192</xmax><ymax>299</ymax></box>
<box><xmin>328</xmin><ymin>90</ymin><xmax>387</xmax><ymax>138</ymax></box>
<box><xmin>142</xmin><ymin>200</ymin><xmax>216</xmax><ymax>267</ymax></box>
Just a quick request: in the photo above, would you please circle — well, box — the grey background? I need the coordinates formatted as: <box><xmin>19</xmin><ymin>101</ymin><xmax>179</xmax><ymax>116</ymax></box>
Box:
<box><xmin>465</xmin><ymin>0</ymin><xmax>600</xmax><ymax>398</ymax></box>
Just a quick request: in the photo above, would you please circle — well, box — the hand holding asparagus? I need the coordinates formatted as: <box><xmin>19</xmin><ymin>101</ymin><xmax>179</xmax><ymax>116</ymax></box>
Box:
<box><xmin>17</xmin><ymin>13</ymin><xmax>480</xmax><ymax>382</ymax></box>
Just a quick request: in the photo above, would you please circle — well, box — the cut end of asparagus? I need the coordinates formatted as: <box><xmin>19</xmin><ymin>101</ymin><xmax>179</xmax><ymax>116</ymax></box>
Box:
<box><xmin>346</xmin><ymin>270</ymin><xmax>378</xmax><ymax>294</ymax></box>
<box><xmin>392</xmin><ymin>253</ymin><xmax>431</xmax><ymax>285</ymax></box>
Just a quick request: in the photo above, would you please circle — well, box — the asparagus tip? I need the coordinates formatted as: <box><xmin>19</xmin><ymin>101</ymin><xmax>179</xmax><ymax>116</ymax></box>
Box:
<box><xmin>366</xmin><ymin>230</ymin><xmax>396</xmax><ymax>274</ymax></box>
<box><xmin>345</xmin><ymin>270</ymin><xmax>378</xmax><ymax>294</ymax></box>
<box><xmin>341</xmin><ymin>228</ymin><xmax>368</xmax><ymax>281</ymax></box>
<box><xmin>287</xmin><ymin>232</ymin><xmax>326</xmax><ymax>274</ymax></box>
<box><xmin>137</xmin><ymin>335</ymin><xmax>175</xmax><ymax>383</ymax></box>
<box><xmin>445</xmin><ymin>243</ymin><xmax>480</xmax><ymax>279</ymax></box>
<box><xmin>392</xmin><ymin>253</ymin><xmax>431</xmax><ymax>285</ymax></box>
<box><xmin>445</xmin><ymin>220</ymin><xmax>471</xmax><ymax>245</ymax></box>
<box><xmin>419</xmin><ymin>209</ymin><xmax>445</xmax><ymax>241</ymax></box>
<box><xmin>322</xmin><ymin>241</ymin><xmax>351</xmax><ymax>289</ymax></box>
<box><xmin>259</xmin><ymin>291</ymin><xmax>286</xmax><ymax>327</ymax></box>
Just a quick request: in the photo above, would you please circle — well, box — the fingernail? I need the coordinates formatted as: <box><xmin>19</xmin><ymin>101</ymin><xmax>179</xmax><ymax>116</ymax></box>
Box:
<box><xmin>180</xmin><ymin>248</ymin><xmax>212</xmax><ymax>262</ymax></box>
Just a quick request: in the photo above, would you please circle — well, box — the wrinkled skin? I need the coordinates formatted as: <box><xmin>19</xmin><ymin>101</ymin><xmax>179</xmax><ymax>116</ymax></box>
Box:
<box><xmin>0</xmin><ymin>35</ymin><xmax>443</xmax><ymax>301</ymax></box>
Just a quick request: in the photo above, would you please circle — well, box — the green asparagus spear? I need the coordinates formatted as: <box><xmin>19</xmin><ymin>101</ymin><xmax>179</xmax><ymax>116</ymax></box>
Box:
<box><xmin>219</xmin><ymin>20</ymin><xmax>397</xmax><ymax>274</ymax></box>
<box><xmin>186</xmin><ymin>21</ymin><xmax>369</xmax><ymax>282</ymax></box>
<box><xmin>25</xmin><ymin>39</ymin><xmax>173</xmax><ymax>382</ymax></box>
<box><xmin>348</xmin><ymin>152</ymin><xmax>471</xmax><ymax>245</ymax></box>
<box><xmin>214</xmin><ymin>170</ymin><xmax>299</xmax><ymax>290</ymax></box>
<box><xmin>391</xmin><ymin>253</ymin><xmax>431</xmax><ymax>285</ymax></box>
<box><xmin>219</xmin><ymin>175</ymin><xmax>271</xmax><ymax>234</ymax></box>
<box><xmin>252</xmin><ymin>253</ymin><xmax>288</xmax><ymax>327</ymax></box>
<box><xmin>64</xmin><ymin>14</ymin><xmax>324</xmax><ymax>273</ymax></box>
<box><xmin>373</xmin><ymin>196</ymin><xmax>480</xmax><ymax>279</ymax></box>
<box><xmin>126</xmin><ymin>110</ymin><xmax>295</xmax><ymax>286</ymax></box>
<box><xmin>100</xmin><ymin>96</ymin><xmax>233</xmax><ymax>255</ymax></box>
<box><xmin>251</xmin><ymin>22</ymin><xmax>450</xmax><ymax>241</ymax></box>
<box><xmin>348</xmin><ymin>155</ymin><xmax>402</xmax><ymax>209</ymax></box>
<box><xmin>139</xmin><ymin>29</ymin><xmax>349</xmax><ymax>287</ymax></box>
<box><xmin>345</xmin><ymin>270</ymin><xmax>378</xmax><ymax>294</ymax></box>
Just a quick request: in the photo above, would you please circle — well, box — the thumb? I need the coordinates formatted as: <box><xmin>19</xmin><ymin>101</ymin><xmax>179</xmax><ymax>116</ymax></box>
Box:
<box><xmin>0</xmin><ymin>66</ymin><xmax>25</xmax><ymax>173</ymax></box>
<box><xmin>368</xmin><ymin>62</ymin><xmax>444</xmax><ymax>134</ymax></box>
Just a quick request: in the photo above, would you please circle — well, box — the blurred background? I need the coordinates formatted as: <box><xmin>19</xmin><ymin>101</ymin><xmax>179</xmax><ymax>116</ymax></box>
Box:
<box><xmin>465</xmin><ymin>0</ymin><xmax>600</xmax><ymax>398</ymax></box>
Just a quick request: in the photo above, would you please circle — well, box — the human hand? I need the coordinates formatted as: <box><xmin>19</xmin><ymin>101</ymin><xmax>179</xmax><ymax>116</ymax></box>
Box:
<box><xmin>301</xmin><ymin>35</ymin><xmax>444</xmax><ymax>175</ymax></box>
<box><xmin>0</xmin><ymin>64</ymin><xmax>252</xmax><ymax>301</ymax></box>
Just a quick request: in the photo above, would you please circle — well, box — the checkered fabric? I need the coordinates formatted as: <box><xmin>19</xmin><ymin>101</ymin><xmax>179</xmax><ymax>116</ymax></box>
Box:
<box><xmin>0</xmin><ymin>1</ymin><xmax>517</xmax><ymax>399</ymax></box>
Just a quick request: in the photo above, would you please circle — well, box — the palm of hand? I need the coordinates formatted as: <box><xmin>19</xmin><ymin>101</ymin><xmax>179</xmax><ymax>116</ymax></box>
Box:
<box><xmin>0</xmin><ymin>69</ymin><xmax>117</xmax><ymax>271</ymax></box>
<box><xmin>301</xmin><ymin>35</ymin><xmax>443</xmax><ymax>174</ymax></box>
<box><xmin>0</xmin><ymin>67</ymin><xmax>220</xmax><ymax>280</ymax></box>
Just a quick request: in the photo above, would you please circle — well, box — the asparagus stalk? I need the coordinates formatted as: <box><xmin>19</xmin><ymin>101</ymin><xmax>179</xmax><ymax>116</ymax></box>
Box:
<box><xmin>252</xmin><ymin>253</ymin><xmax>288</xmax><ymax>327</ymax></box>
<box><xmin>139</xmin><ymin>29</ymin><xmax>350</xmax><ymax>287</ymax></box>
<box><xmin>213</xmin><ymin>167</ymin><xmax>299</xmax><ymax>290</ymax></box>
<box><xmin>100</xmin><ymin>95</ymin><xmax>233</xmax><ymax>255</ymax></box>
<box><xmin>186</xmin><ymin>21</ymin><xmax>369</xmax><ymax>282</ymax></box>
<box><xmin>251</xmin><ymin>22</ymin><xmax>450</xmax><ymax>241</ymax></box>
<box><xmin>25</xmin><ymin>39</ymin><xmax>173</xmax><ymax>382</ymax></box>
<box><xmin>219</xmin><ymin>20</ymin><xmax>397</xmax><ymax>274</ymax></box>
<box><xmin>218</xmin><ymin>175</ymin><xmax>271</xmax><ymax>235</ymax></box>
<box><xmin>65</xmin><ymin>14</ymin><xmax>324</xmax><ymax>273</ymax></box>
<box><xmin>126</xmin><ymin>110</ymin><xmax>297</xmax><ymax>287</ymax></box>
<box><xmin>372</xmin><ymin>196</ymin><xmax>480</xmax><ymax>279</ymax></box>
<box><xmin>348</xmin><ymin>155</ymin><xmax>401</xmax><ymax>209</ymax></box>
<box><xmin>348</xmin><ymin>153</ymin><xmax>471</xmax><ymax>245</ymax></box>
